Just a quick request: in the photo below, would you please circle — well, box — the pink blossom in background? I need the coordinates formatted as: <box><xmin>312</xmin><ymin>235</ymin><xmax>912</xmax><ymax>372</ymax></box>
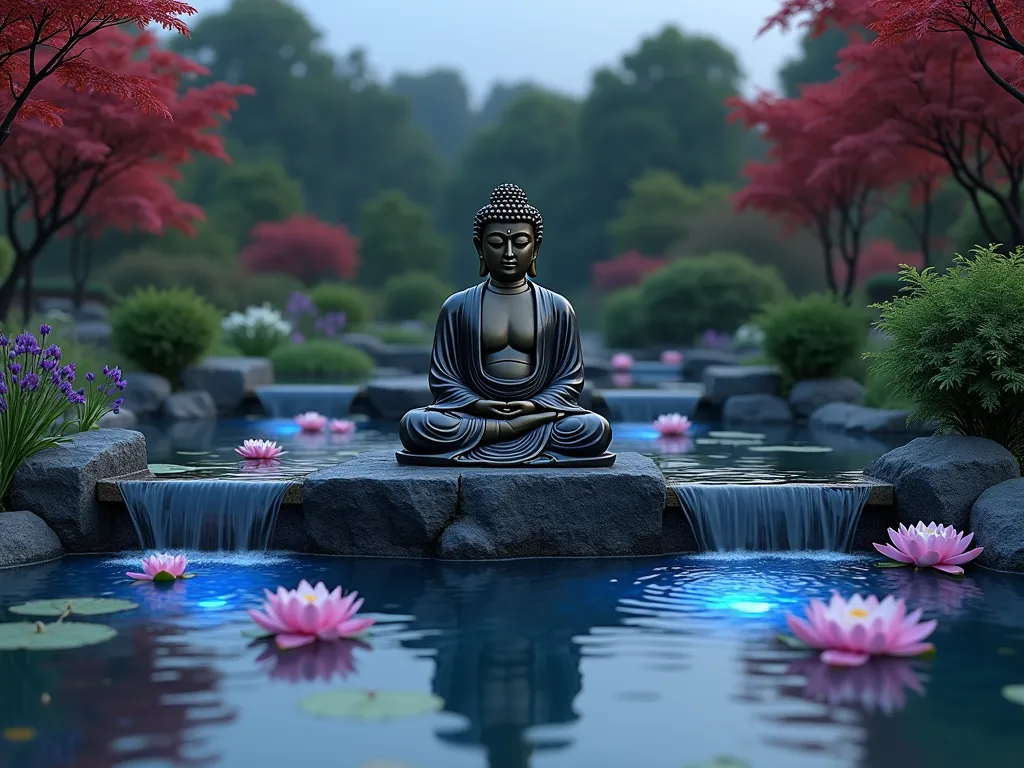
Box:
<box><xmin>611</xmin><ymin>372</ymin><xmax>634</xmax><ymax>389</ymax></box>
<box><xmin>610</xmin><ymin>353</ymin><xmax>634</xmax><ymax>371</ymax></box>
<box><xmin>660</xmin><ymin>350</ymin><xmax>683</xmax><ymax>366</ymax></box>
<box><xmin>785</xmin><ymin>594</ymin><xmax>937</xmax><ymax>667</ymax></box>
<box><xmin>653</xmin><ymin>413</ymin><xmax>692</xmax><ymax>437</ymax></box>
<box><xmin>127</xmin><ymin>553</ymin><xmax>189</xmax><ymax>582</ymax></box>
<box><xmin>295</xmin><ymin>411</ymin><xmax>328</xmax><ymax>433</ymax></box>
<box><xmin>248</xmin><ymin>579</ymin><xmax>375</xmax><ymax>650</ymax></box>
<box><xmin>874</xmin><ymin>521</ymin><xmax>984</xmax><ymax>576</ymax></box>
<box><xmin>329</xmin><ymin>419</ymin><xmax>356</xmax><ymax>435</ymax></box>
<box><xmin>235</xmin><ymin>439</ymin><xmax>286</xmax><ymax>460</ymax></box>
<box><xmin>653</xmin><ymin>437</ymin><xmax>694</xmax><ymax>455</ymax></box>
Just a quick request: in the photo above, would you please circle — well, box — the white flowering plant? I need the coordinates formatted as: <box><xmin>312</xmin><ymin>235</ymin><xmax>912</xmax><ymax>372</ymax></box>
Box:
<box><xmin>734</xmin><ymin>323</ymin><xmax>765</xmax><ymax>349</ymax></box>
<box><xmin>221</xmin><ymin>304</ymin><xmax>292</xmax><ymax>357</ymax></box>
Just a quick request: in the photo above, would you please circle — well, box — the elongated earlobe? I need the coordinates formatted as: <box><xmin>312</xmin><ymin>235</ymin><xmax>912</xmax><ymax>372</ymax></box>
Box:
<box><xmin>527</xmin><ymin>259</ymin><xmax>537</xmax><ymax>278</ymax></box>
<box><xmin>478</xmin><ymin>259</ymin><xmax>488</xmax><ymax>277</ymax></box>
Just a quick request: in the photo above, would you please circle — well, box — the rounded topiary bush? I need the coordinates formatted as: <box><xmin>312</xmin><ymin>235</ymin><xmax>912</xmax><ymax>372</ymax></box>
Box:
<box><xmin>382</xmin><ymin>271</ymin><xmax>451</xmax><ymax>322</ymax></box>
<box><xmin>639</xmin><ymin>252</ymin><xmax>788</xmax><ymax>345</ymax></box>
<box><xmin>310</xmin><ymin>282</ymin><xmax>372</xmax><ymax>331</ymax></box>
<box><xmin>601</xmin><ymin>287</ymin><xmax>648</xmax><ymax>348</ymax></box>
<box><xmin>870</xmin><ymin>246</ymin><xmax>1024</xmax><ymax>460</ymax></box>
<box><xmin>269</xmin><ymin>340</ymin><xmax>375</xmax><ymax>382</ymax></box>
<box><xmin>758</xmin><ymin>293</ymin><xmax>868</xmax><ymax>382</ymax></box>
<box><xmin>110</xmin><ymin>287</ymin><xmax>220</xmax><ymax>385</ymax></box>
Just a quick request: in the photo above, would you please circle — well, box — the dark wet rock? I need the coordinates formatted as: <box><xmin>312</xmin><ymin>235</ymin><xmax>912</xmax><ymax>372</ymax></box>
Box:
<box><xmin>866</xmin><ymin>436</ymin><xmax>1020</xmax><ymax>531</ymax></box>
<box><xmin>9</xmin><ymin>429</ymin><xmax>148</xmax><ymax>552</ymax></box>
<box><xmin>121</xmin><ymin>373</ymin><xmax>171</xmax><ymax>418</ymax></box>
<box><xmin>162</xmin><ymin>390</ymin><xmax>217</xmax><ymax>420</ymax></box>
<box><xmin>810</xmin><ymin>403</ymin><xmax>937</xmax><ymax>435</ymax></box>
<box><xmin>437</xmin><ymin>519</ymin><xmax>498</xmax><ymax>560</ymax></box>
<box><xmin>970</xmin><ymin>478</ymin><xmax>1024</xmax><ymax>572</ymax></box>
<box><xmin>702</xmin><ymin>365</ymin><xmax>782</xmax><ymax>406</ymax></box>
<box><xmin>682</xmin><ymin>350</ymin><xmax>740</xmax><ymax>382</ymax></box>
<box><xmin>182</xmin><ymin>357</ymin><xmax>274</xmax><ymax>414</ymax></box>
<box><xmin>722</xmin><ymin>394</ymin><xmax>793</xmax><ymax>424</ymax></box>
<box><xmin>0</xmin><ymin>511</ymin><xmax>64</xmax><ymax>568</ymax></box>
<box><xmin>363</xmin><ymin>376</ymin><xmax>432</xmax><ymax>421</ymax></box>
<box><xmin>789</xmin><ymin>378</ymin><xmax>865</xmax><ymax>419</ymax></box>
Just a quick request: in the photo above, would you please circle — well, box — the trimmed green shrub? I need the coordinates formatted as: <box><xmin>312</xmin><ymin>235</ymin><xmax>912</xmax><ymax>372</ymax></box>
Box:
<box><xmin>269</xmin><ymin>340</ymin><xmax>375</xmax><ymax>383</ymax></box>
<box><xmin>382</xmin><ymin>271</ymin><xmax>451</xmax><ymax>322</ymax></box>
<box><xmin>232</xmin><ymin>272</ymin><xmax>306</xmax><ymax>312</ymax></box>
<box><xmin>372</xmin><ymin>325</ymin><xmax>434</xmax><ymax>345</ymax></box>
<box><xmin>601</xmin><ymin>287</ymin><xmax>647</xmax><ymax>348</ymax></box>
<box><xmin>758</xmin><ymin>294</ymin><xmax>867</xmax><ymax>382</ymax></box>
<box><xmin>103</xmin><ymin>250</ymin><xmax>239</xmax><ymax>309</ymax></box>
<box><xmin>110</xmin><ymin>287</ymin><xmax>220</xmax><ymax>385</ymax></box>
<box><xmin>310</xmin><ymin>282</ymin><xmax>372</xmax><ymax>331</ymax></box>
<box><xmin>869</xmin><ymin>246</ymin><xmax>1024</xmax><ymax>460</ymax></box>
<box><xmin>639</xmin><ymin>252</ymin><xmax>789</xmax><ymax>345</ymax></box>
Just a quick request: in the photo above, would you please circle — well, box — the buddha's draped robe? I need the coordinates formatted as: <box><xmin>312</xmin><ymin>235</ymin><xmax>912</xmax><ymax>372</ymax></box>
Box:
<box><xmin>399</xmin><ymin>280</ymin><xmax>611</xmax><ymax>464</ymax></box>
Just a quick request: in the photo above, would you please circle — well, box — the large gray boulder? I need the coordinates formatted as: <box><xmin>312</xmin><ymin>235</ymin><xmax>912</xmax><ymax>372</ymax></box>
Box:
<box><xmin>98</xmin><ymin>407</ymin><xmax>138</xmax><ymax>429</ymax></box>
<box><xmin>455</xmin><ymin>452</ymin><xmax>665</xmax><ymax>558</ymax></box>
<box><xmin>810</xmin><ymin>402</ymin><xmax>937</xmax><ymax>435</ymax></box>
<box><xmin>363</xmin><ymin>376</ymin><xmax>432</xmax><ymax>421</ymax></box>
<box><xmin>302</xmin><ymin>450</ymin><xmax>665</xmax><ymax>559</ymax></box>
<box><xmin>303</xmin><ymin>451</ymin><xmax>459</xmax><ymax>557</ymax></box>
<box><xmin>9</xmin><ymin>429</ymin><xmax>148</xmax><ymax>552</ymax></box>
<box><xmin>182</xmin><ymin>357</ymin><xmax>274</xmax><ymax>414</ymax></box>
<box><xmin>970</xmin><ymin>478</ymin><xmax>1024</xmax><ymax>572</ymax></box>
<box><xmin>0</xmin><ymin>511</ymin><xmax>64</xmax><ymax>568</ymax></box>
<box><xmin>121</xmin><ymin>373</ymin><xmax>171</xmax><ymax>418</ymax></box>
<box><xmin>702</xmin><ymin>365</ymin><xmax>782</xmax><ymax>406</ymax></box>
<box><xmin>682</xmin><ymin>350</ymin><xmax>740</xmax><ymax>382</ymax></box>
<box><xmin>162</xmin><ymin>390</ymin><xmax>217</xmax><ymax>420</ymax></box>
<box><xmin>866</xmin><ymin>436</ymin><xmax>1020</xmax><ymax>531</ymax></box>
<box><xmin>722</xmin><ymin>394</ymin><xmax>793</xmax><ymax>424</ymax></box>
<box><xmin>789</xmin><ymin>378</ymin><xmax>866</xmax><ymax>419</ymax></box>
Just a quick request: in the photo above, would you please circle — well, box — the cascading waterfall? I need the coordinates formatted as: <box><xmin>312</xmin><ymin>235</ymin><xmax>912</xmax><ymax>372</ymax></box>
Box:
<box><xmin>673</xmin><ymin>484</ymin><xmax>871</xmax><ymax>552</ymax></box>
<box><xmin>599</xmin><ymin>389</ymin><xmax>702</xmax><ymax>423</ymax></box>
<box><xmin>120</xmin><ymin>479</ymin><xmax>290</xmax><ymax>551</ymax></box>
<box><xmin>254</xmin><ymin>385</ymin><xmax>359</xmax><ymax>418</ymax></box>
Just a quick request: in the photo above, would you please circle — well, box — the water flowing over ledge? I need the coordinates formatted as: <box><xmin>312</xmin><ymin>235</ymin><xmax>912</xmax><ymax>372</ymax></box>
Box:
<box><xmin>254</xmin><ymin>385</ymin><xmax>359</xmax><ymax>418</ymax></box>
<box><xmin>673</xmin><ymin>483</ymin><xmax>871</xmax><ymax>552</ymax></box>
<box><xmin>119</xmin><ymin>479</ymin><xmax>291</xmax><ymax>551</ymax></box>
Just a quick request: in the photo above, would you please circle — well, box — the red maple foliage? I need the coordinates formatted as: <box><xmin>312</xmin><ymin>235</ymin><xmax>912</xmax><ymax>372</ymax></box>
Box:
<box><xmin>0</xmin><ymin>0</ymin><xmax>196</xmax><ymax>144</ymax></box>
<box><xmin>729</xmin><ymin>81</ymin><xmax>900</xmax><ymax>302</ymax></box>
<box><xmin>0</xmin><ymin>28</ymin><xmax>251</xmax><ymax>319</ymax></box>
<box><xmin>240</xmin><ymin>216</ymin><xmax>361</xmax><ymax>285</ymax></box>
<box><xmin>591</xmin><ymin>250</ymin><xmax>667</xmax><ymax>291</ymax></box>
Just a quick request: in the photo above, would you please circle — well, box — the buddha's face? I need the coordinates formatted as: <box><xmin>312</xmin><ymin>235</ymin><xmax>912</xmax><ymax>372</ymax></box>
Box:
<box><xmin>475</xmin><ymin>221</ymin><xmax>537</xmax><ymax>282</ymax></box>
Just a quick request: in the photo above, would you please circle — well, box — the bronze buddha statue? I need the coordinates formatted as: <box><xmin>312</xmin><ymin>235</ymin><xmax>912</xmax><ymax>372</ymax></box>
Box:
<box><xmin>396</xmin><ymin>183</ymin><xmax>614</xmax><ymax>467</ymax></box>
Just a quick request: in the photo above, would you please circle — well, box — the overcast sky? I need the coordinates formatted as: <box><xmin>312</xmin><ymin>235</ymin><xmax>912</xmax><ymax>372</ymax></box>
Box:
<box><xmin>184</xmin><ymin>0</ymin><xmax>801</xmax><ymax>105</ymax></box>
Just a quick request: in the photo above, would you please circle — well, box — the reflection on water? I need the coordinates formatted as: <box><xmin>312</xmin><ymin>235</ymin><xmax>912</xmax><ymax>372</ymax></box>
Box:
<box><xmin>140</xmin><ymin>418</ymin><xmax>912</xmax><ymax>484</ymax></box>
<box><xmin>0</xmin><ymin>554</ymin><xmax>1022</xmax><ymax>768</ymax></box>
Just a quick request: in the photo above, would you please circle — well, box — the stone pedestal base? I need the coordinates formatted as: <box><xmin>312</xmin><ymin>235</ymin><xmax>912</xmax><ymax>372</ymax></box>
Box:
<box><xmin>302</xmin><ymin>450</ymin><xmax>665</xmax><ymax>559</ymax></box>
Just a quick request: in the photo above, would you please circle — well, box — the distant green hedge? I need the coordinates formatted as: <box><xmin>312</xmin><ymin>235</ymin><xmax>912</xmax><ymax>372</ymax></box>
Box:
<box><xmin>34</xmin><ymin>278</ymin><xmax>118</xmax><ymax>303</ymax></box>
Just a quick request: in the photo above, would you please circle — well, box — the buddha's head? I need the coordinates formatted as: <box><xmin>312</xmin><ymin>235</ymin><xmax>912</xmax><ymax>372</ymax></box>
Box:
<box><xmin>472</xmin><ymin>183</ymin><xmax>544</xmax><ymax>281</ymax></box>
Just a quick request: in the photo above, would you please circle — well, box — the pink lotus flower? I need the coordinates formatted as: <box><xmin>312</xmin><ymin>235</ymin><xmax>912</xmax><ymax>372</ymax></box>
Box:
<box><xmin>235</xmin><ymin>439</ymin><xmax>286</xmax><ymax>460</ymax></box>
<box><xmin>329</xmin><ymin>418</ymin><xmax>356</xmax><ymax>435</ymax></box>
<box><xmin>653</xmin><ymin>437</ymin><xmax>694</xmax><ymax>455</ymax></box>
<box><xmin>127</xmin><ymin>553</ymin><xmax>189</xmax><ymax>582</ymax></box>
<box><xmin>295</xmin><ymin>411</ymin><xmax>328</xmax><ymax>432</ymax></box>
<box><xmin>660</xmin><ymin>349</ymin><xmax>683</xmax><ymax>366</ymax></box>
<box><xmin>788</xmin><ymin>656</ymin><xmax>926</xmax><ymax>715</ymax></box>
<box><xmin>256</xmin><ymin>637</ymin><xmax>369</xmax><ymax>683</ymax></box>
<box><xmin>248</xmin><ymin>579</ymin><xmax>375</xmax><ymax>650</ymax></box>
<box><xmin>611</xmin><ymin>372</ymin><xmax>633</xmax><ymax>389</ymax></box>
<box><xmin>873</xmin><ymin>521</ymin><xmax>984</xmax><ymax>576</ymax></box>
<box><xmin>653</xmin><ymin>413</ymin><xmax>692</xmax><ymax>437</ymax></box>
<box><xmin>610</xmin><ymin>352</ymin><xmax>634</xmax><ymax>371</ymax></box>
<box><xmin>784</xmin><ymin>593</ymin><xmax>937</xmax><ymax>667</ymax></box>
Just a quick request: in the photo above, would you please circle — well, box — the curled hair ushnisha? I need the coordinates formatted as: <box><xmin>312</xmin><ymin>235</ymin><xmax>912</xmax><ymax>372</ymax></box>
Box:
<box><xmin>472</xmin><ymin>183</ymin><xmax>544</xmax><ymax>248</ymax></box>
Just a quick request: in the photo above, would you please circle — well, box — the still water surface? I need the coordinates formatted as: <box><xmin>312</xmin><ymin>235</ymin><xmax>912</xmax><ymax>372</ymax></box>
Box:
<box><xmin>1</xmin><ymin>553</ymin><xmax>1021</xmax><ymax>768</ymax></box>
<box><xmin>139</xmin><ymin>418</ymin><xmax>912</xmax><ymax>485</ymax></box>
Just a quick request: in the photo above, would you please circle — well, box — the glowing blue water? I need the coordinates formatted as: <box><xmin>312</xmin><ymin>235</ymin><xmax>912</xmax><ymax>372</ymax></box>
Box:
<box><xmin>0</xmin><ymin>553</ymin><xmax>1021</xmax><ymax>767</ymax></box>
<box><xmin>254</xmin><ymin>384</ymin><xmax>360</xmax><ymax>418</ymax></box>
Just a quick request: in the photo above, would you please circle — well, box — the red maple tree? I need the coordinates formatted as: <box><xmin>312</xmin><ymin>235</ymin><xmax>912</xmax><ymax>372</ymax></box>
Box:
<box><xmin>0</xmin><ymin>28</ymin><xmax>251</xmax><ymax>320</ymax></box>
<box><xmin>240</xmin><ymin>215</ymin><xmax>361</xmax><ymax>285</ymax></box>
<box><xmin>835</xmin><ymin>238</ymin><xmax>924</xmax><ymax>285</ymax></box>
<box><xmin>591</xmin><ymin>250</ymin><xmax>667</xmax><ymax>291</ymax></box>
<box><xmin>0</xmin><ymin>0</ymin><xmax>195</xmax><ymax>145</ymax></box>
<box><xmin>729</xmin><ymin>81</ymin><xmax>898</xmax><ymax>302</ymax></box>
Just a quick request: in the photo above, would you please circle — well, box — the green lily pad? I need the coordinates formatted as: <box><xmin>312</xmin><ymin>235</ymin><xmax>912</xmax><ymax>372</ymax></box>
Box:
<box><xmin>696</xmin><ymin>438</ymin><xmax>763</xmax><ymax>447</ymax></box>
<box><xmin>1002</xmin><ymin>684</ymin><xmax>1024</xmax><ymax>706</ymax></box>
<box><xmin>176</xmin><ymin>451</ymin><xmax>210</xmax><ymax>456</ymax></box>
<box><xmin>299</xmin><ymin>690</ymin><xmax>444</xmax><ymax>721</ymax></box>
<box><xmin>242</xmin><ymin>628</ymin><xmax>273</xmax><ymax>640</ymax></box>
<box><xmin>874</xmin><ymin>561</ymin><xmax>911</xmax><ymax>568</ymax></box>
<box><xmin>8</xmin><ymin>598</ymin><xmax>139</xmax><ymax>617</ymax></box>
<box><xmin>152</xmin><ymin>571</ymin><xmax>176</xmax><ymax>582</ymax></box>
<box><xmin>0</xmin><ymin>621</ymin><xmax>116</xmax><ymax>650</ymax></box>
<box><xmin>747</xmin><ymin>445</ymin><xmax>833</xmax><ymax>453</ymax></box>
<box><xmin>148</xmin><ymin>463</ymin><xmax>200</xmax><ymax>475</ymax></box>
<box><xmin>708</xmin><ymin>431</ymin><xmax>764</xmax><ymax>441</ymax></box>
<box><xmin>684</xmin><ymin>757</ymin><xmax>749</xmax><ymax>768</ymax></box>
<box><xmin>777</xmin><ymin>633</ymin><xmax>809</xmax><ymax>650</ymax></box>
